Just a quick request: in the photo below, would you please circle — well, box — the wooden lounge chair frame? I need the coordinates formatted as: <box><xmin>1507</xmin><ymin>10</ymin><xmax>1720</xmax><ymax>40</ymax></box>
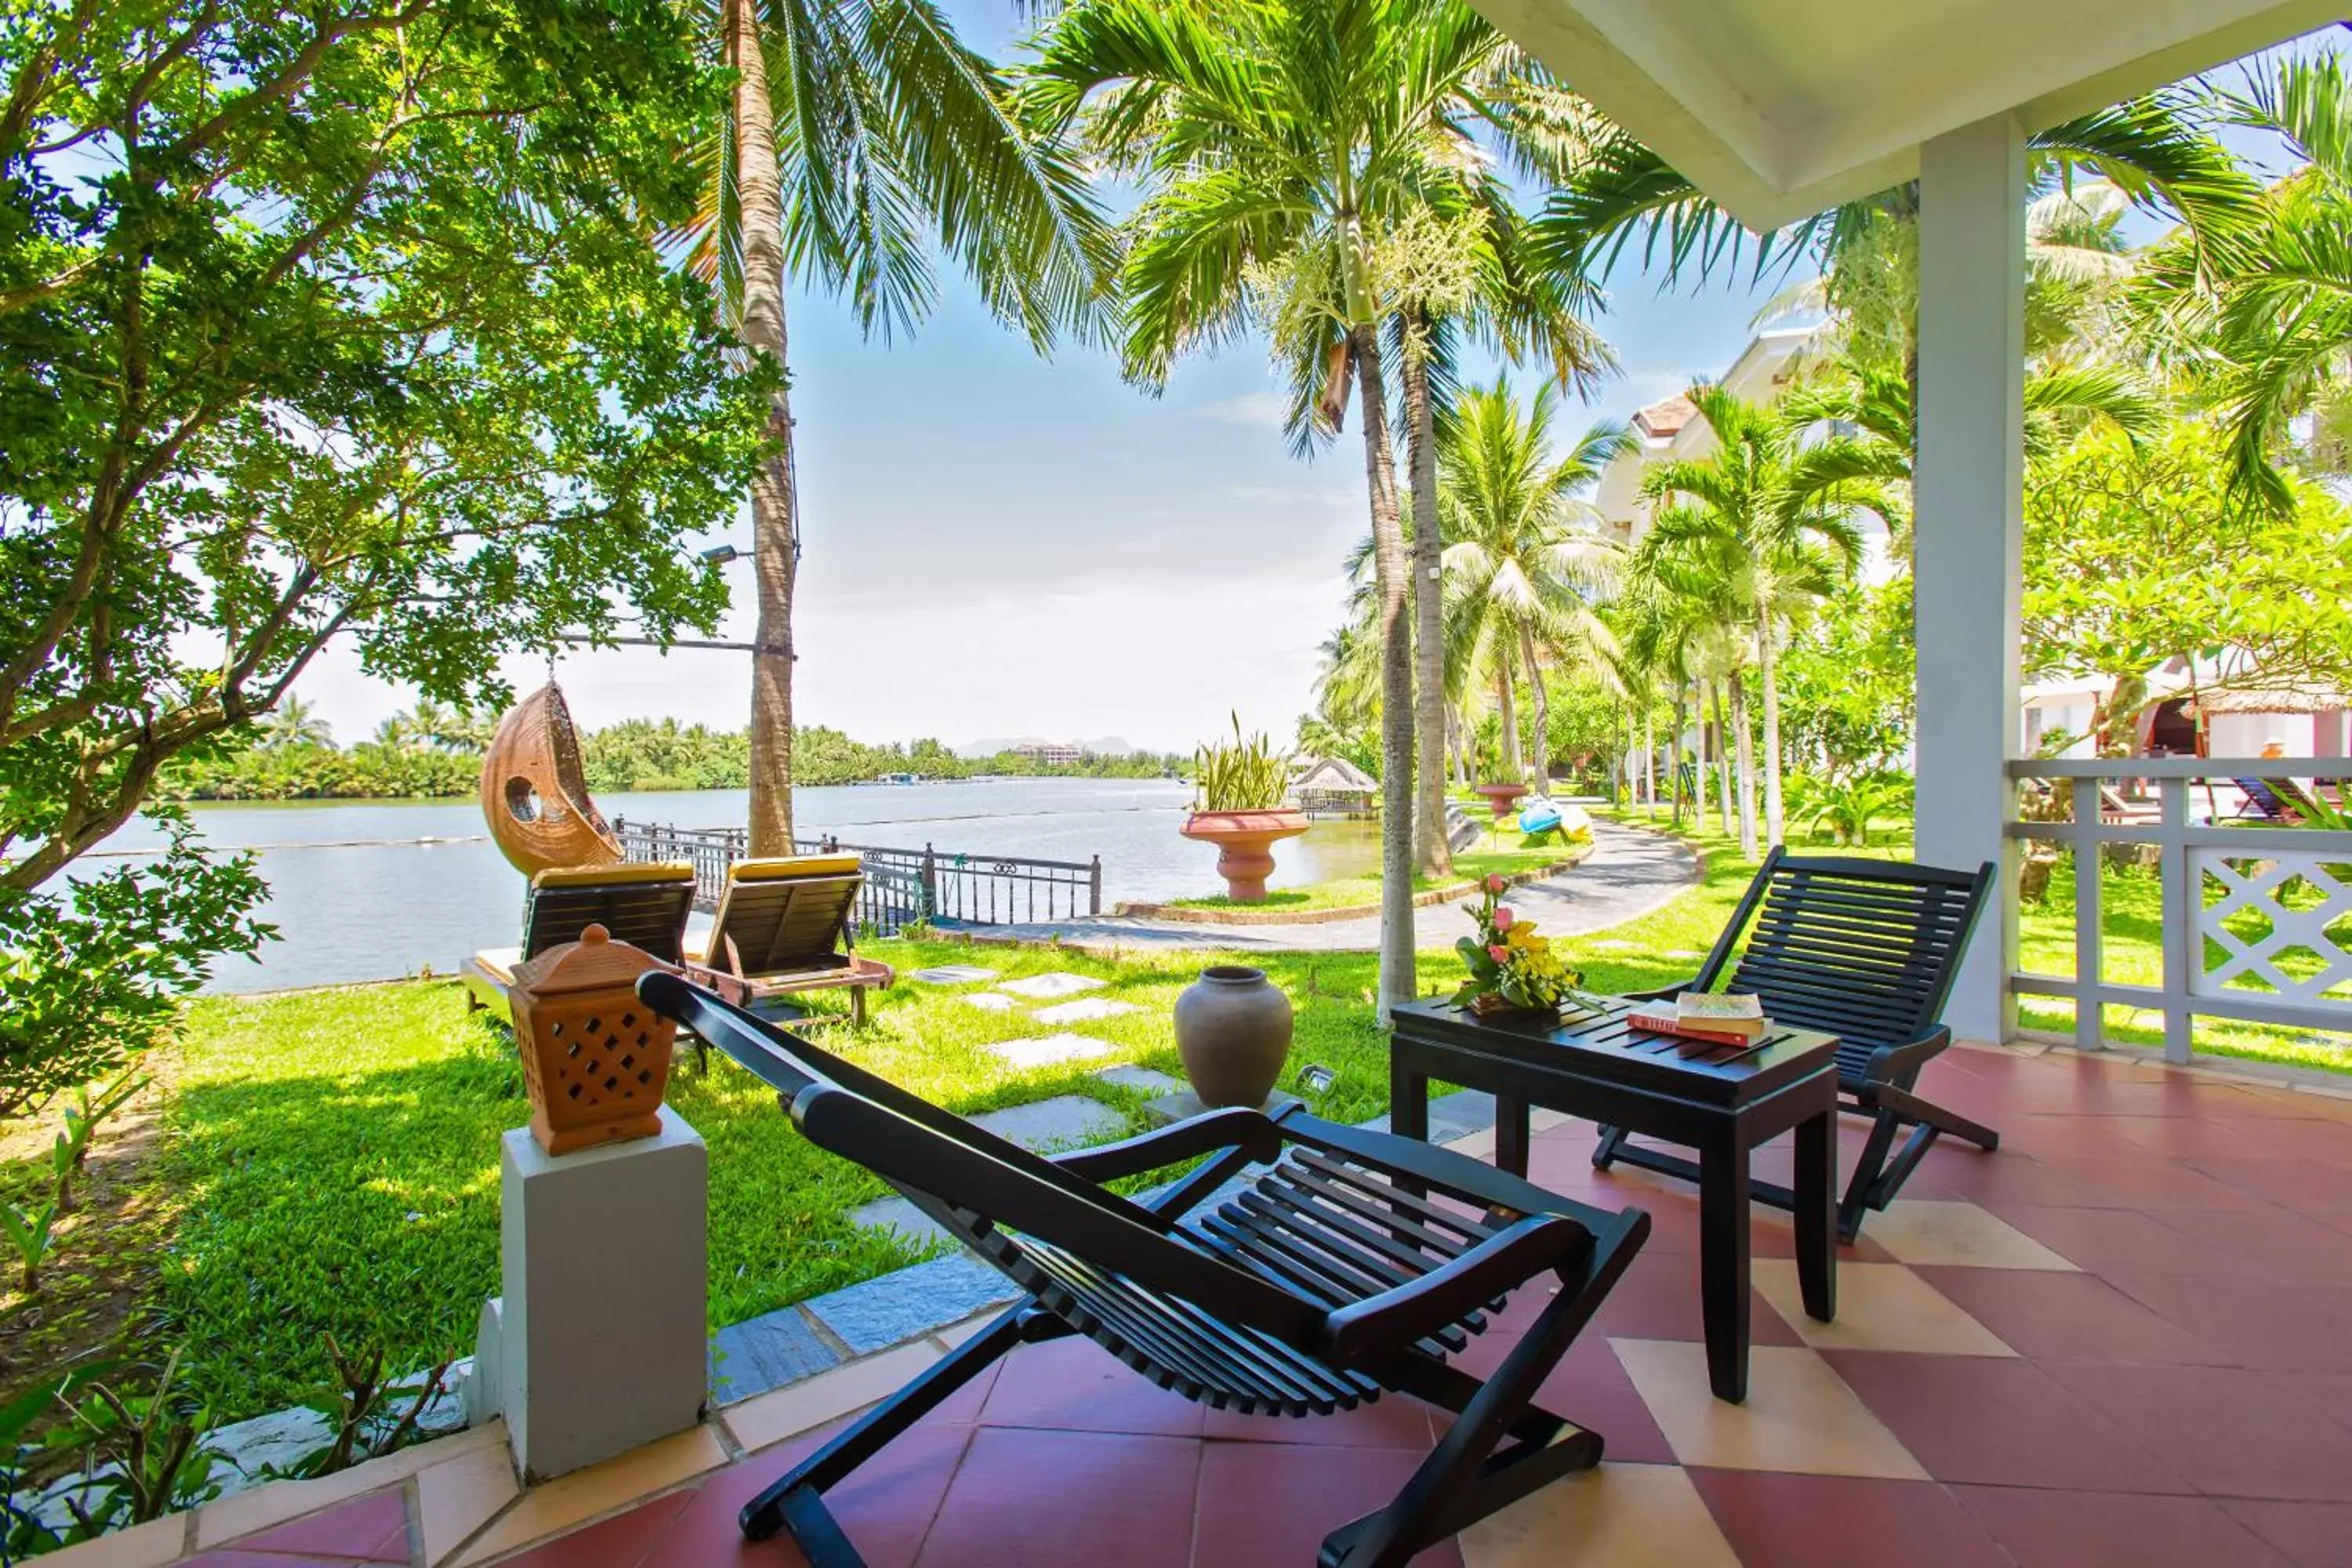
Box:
<box><xmin>641</xmin><ymin>974</ymin><xmax>1650</xmax><ymax>1568</ymax></box>
<box><xmin>1592</xmin><ymin>848</ymin><xmax>1997</xmax><ymax>1242</ymax></box>
<box><xmin>2230</xmin><ymin>776</ymin><xmax>2302</xmax><ymax>824</ymax></box>
<box><xmin>681</xmin><ymin>857</ymin><xmax>893</xmax><ymax>1028</ymax></box>
<box><xmin>463</xmin><ymin>862</ymin><xmax>697</xmax><ymax>1020</ymax></box>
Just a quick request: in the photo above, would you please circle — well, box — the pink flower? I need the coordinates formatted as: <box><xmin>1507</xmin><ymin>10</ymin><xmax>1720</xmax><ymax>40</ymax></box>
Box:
<box><xmin>1487</xmin><ymin>945</ymin><xmax>1511</xmax><ymax>964</ymax></box>
<box><xmin>1483</xmin><ymin>874</ymin><xmax>1508</xmax><ymax>895</ymax></box>
<box><xmin>1492</xmin><ymin>907</ymin><xmax>1515</xmax><ymax>931</ymax></box>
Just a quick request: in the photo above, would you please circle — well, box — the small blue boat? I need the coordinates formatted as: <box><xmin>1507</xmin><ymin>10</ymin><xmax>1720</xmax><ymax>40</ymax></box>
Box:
<box><xmin>1516</xmin><ymin>797</ymin><xmax>1563</xmax><ymax>836</ymax></box>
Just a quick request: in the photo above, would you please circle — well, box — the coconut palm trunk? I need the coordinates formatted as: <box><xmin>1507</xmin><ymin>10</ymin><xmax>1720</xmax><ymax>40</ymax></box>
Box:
<box><xmin>729</xmin><ymin>0</ymin><xmax>798</xmax><ymax>857</ymax></box>
<box><xmin>1402</xmin><ymin>327</ymin><xmax>1450</xmax><ymax>877</ymax></box>
<box><xmin>1494</xmin><ymin>653</ymin><xmax>1521</xmax><ymax>781</ymax></box>
<box><xmin>1755</xmin><ymin>604</ymin><xmax>1785</xmax><ymax>847</ymax></box>
<box><xmin>1729</xmin><ymin>675</ymin><xmax>1759</xmax><ymax>858</ymax></box>
<box><xmin>1355</xmin><ymin>325</ymin><xmax>1415</xmax><ymax>1018</ymax></box>
<box><xmin>1709</xmin><ymin>680</ymin><xmax>1735</xmax><ymax>834</ymax></box>
<box><xmin>1517</xmin><ymin>619</ymin><xmax>1551</xmax><ymax>792</ymax></box>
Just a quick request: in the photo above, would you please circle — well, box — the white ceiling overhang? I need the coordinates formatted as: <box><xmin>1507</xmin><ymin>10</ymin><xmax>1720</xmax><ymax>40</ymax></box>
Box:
<box><xmin>1472</xmin><ymin>0</ymin><xmax>2347</xmax><ymax>230</ymax></box>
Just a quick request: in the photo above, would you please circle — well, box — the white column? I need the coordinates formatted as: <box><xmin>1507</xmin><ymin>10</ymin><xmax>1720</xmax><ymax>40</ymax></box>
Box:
<box><xmin>1914</xmin><ymin>114</ymin><xmax>2026</xmax><ymax>1044</ymax></box>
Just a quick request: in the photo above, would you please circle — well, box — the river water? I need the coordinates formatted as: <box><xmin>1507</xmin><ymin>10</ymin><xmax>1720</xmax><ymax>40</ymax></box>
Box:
<box><xmin>93</xmin><ymin>779</ymin><xmax>1385</xmax><ymax>993</ymax></box>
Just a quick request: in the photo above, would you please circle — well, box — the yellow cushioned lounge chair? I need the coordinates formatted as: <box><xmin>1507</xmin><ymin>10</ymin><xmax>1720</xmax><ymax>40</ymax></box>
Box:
<box><xmin>681</xmin><ymin>854</ymin><xmax>894</xmax><ymax>1028</ymax></box>
<box><xmin>463</xmin><ymin>860</ymin><xmax>699</xmax><ymax>1022</ymax></box>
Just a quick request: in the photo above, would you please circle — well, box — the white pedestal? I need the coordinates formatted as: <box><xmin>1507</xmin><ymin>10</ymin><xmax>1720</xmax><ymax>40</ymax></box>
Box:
<box><xmin>491</xmin><ymin>1106</ymin><xmax>707</xmax><ymax>1481</ymax></box>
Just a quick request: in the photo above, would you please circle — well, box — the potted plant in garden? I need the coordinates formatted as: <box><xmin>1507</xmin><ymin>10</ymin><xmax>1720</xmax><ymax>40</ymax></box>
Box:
<box><xmin>1451</xmin><ymin>875</ymin><xmax>1580</xmax><ymax>1018</ymax></box>
<box><xmin>1179</xmin><ymin>714</ymin><xmax>1308</xmax><ymax>902</ymax></box>
<box><xmin>1472</xmin><ymin>780</ymin><xmax>1529</xmax><ymax>819</ymax></box>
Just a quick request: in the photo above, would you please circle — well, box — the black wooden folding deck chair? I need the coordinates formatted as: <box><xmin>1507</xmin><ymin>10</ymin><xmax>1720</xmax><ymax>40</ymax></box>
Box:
<box><xmin>1592</xmin><ymin>848</ymin><xmax>1997</xmax><ymax>1241</ymax></box>
<box><xmin>640</xmin><ymin>973</ymin><xmax>1650</xmax><ymax>1568</ymax></box>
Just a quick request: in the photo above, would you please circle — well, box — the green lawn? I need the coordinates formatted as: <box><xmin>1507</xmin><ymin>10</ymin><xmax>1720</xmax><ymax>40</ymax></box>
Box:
<box><xmin>51</xmin><ymin>808</ymin><xmax>2351</xmax><ymax>1427</ymax></box>
<box><xmin>1167</xmin><ymin>840</ymin><xmax>1581</xmax><ymax>913</ymax></box>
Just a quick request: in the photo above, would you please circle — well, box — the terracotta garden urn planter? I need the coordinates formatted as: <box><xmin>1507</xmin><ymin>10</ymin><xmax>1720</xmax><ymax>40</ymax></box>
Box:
<box><xmin>1179</xmin><ymin>808</ymin><xmax>1308</xmax><ymax>903</ymax></box>
<box><xmin>1472</xmin><ymin>782</ymin><xmax>1529</xmax><ymax>820</ymax></box>
<box><xmin>510</xmin><ymin>924</ymin><xmax>679</xmax><ymax>1156</ymax></box>
<box><xmin>1174</xmin><ymin>965</ymin><xmax>1294</xmax><ymax>1108</ymax></box>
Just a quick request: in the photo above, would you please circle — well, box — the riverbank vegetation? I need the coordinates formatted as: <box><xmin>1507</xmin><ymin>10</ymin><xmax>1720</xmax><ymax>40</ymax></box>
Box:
<box><xmin>156</xmin><ymin>721</ymin><xmax>1182</xmax><ymax>803</ymax></box>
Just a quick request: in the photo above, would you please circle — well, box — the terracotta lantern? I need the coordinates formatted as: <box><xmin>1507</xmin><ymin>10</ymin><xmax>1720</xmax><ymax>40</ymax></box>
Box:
<box><xmin>509</xmin><ymin>924</ymin><xmax>679</xmax><ymax>1156</ymax></box>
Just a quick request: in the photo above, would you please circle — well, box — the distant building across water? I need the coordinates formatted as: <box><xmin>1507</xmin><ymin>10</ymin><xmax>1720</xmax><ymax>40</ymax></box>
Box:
<box><xmin>1011</xmin><ymin>740</ymin><xmax>1084</xmax><ymax>766</ymax></box>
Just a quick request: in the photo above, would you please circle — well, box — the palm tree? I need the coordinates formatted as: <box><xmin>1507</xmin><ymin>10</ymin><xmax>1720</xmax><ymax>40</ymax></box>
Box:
<box><xmin>1385</xmin><ymin>205</ymin><xmax>1613</xmax><ymax>878</ymax></box>
<box><xmin>2129</xmin><ymin>55</ymin><xmax>2352</xmax><ymax>508</ymax></box>
<box><xmin>1438</xmin><ymin>380</ymin><xmax>1628</xmax><ymax>794</ymax></box>
<box><xmin>1025</xmin><ymin>0</ymin><xmax>1548</xmax><ymax>1018</ymax></box>
<box><xmin>1536</xmin><ymin>93</ymin><xmax>2252</xmax><ymax>349</ymax></box>
<box><xmin>683</xmin><ymin>0</ymin><xmax>1114</xmax><ymax>855</ymax></box>
<box><xmin>1635</xmin><ymin>385</ymin><xmax>1898</xmax><ymax>851</ymax></box>
<box><xmin>262</xmin><ymin>696</ymin><xmax>333</xmax><ymax>750</ymax></box>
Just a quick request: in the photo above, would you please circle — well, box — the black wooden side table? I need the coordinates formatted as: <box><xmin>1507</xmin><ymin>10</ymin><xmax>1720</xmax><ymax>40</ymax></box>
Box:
<box><xmin>1388</xmin><ymin>995</ymin><xmax>1840</xmax><ymax>1403</ymax></box>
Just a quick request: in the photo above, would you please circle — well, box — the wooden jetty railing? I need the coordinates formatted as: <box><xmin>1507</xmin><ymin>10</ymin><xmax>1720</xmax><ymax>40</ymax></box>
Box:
<box><xmin>609</xmin><ymin>818</ymin><xmax>1103</xmax><ymax>935</ymax></box>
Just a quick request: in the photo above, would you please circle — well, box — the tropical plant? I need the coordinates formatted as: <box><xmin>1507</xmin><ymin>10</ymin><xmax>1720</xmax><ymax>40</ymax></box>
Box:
<box><xmin>1024</xmin><ymin>0</ymin><xmax>1581</xmax><ymax>1016</ymax></box>
<box><xmin>681</xmin><ymin>0</ymin><xmax>1114</xmax><ymax>855</ymax></box>
<box><xmin>260</xmin><ymin>699</ymin><xmax>334</xmax><ymax>753</ymax></box>
<box><xmin>1437</xmin><ymin>380</ymin><xmax>1628</xmax><ymax>793</ymax></box>
<box><xmin>2132</xmin><ymin>55</ymin><xmax>2352</xmax><ymax>507</ymax></box>
<box><xmin>42</xmin><ymin>1352</ymin><xmax>225</xmax><ymax>1536</ymax></box>
<box><xmin>0</xmin><ymin>1191</ymin><xmax>58</xmax><ymax>1292</ymax></box>
<box><xmin>1192</xmin><ymin>716</ymin><xmax>1292</xmax><ymax>814</ymax></box>
<box><xmin>1636</xmin><ymin>385</ymin><xmax>1898</xmax><ymax>851</ymax></box>
<box><xmin>1536</xmin><ymin>90</ymin><xmax>2256</xmax><ymax>380</ymax></box>
<box><xmin>1789</xmin><ymin>771</ymin><xmax>1913</xmax><ymax>848</ymax></box>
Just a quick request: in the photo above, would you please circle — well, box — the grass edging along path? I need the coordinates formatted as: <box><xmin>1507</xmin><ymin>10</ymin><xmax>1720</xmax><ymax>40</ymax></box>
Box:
<box><xmin>1118</xmin><ymin>840</ymin><xmax>1594</xmax><ymax>924</ymax></box>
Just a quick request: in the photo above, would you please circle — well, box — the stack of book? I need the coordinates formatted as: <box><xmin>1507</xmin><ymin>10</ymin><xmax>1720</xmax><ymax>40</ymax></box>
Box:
<box><xmin>1624</xmin><ymin>992</ymin><xmax>1769</xmax><ymax>1049</ymax></box>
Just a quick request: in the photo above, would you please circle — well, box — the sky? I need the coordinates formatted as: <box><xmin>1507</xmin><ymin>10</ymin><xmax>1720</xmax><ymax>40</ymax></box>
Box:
<box><xmin>284</xmin><ymin>10</ymin><xmax>2323</xmax><ymax>758</ymax></box>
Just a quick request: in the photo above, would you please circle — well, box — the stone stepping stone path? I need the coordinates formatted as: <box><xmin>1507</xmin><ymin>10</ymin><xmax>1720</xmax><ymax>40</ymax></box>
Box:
<box><xmin>960</xmin><ymin>993</ymin><xmax>1024</xmax><ymax>1012</ymax></box>
<box><xmin>1032</xmin><ymin>996</ymin><xmax>1142</xmax><ymax>1025</ymax></box>
<box><xmin>851</xmin><ymin>1094</ymin><xmax>1127</xmax><ymax>1246</ymax></box>
<box><xmin>907</xmin><ymin>964</ymin><xmax>1000</xmax><ymax>985</ymax></box>
<box><xmin>996</xmin><ymin>971</ymin><xmax>1107</xmax><ymax>999</ymax></box>
<box><xmin>1093</xmin><ymin>1065</ymin><xmax>1185</xmax><ymax>1096</ymax></box>
<box><xmin>987</xmin><ymin>1033</ymin><xmax>1116</xmax><ymax>1069</ymax></box>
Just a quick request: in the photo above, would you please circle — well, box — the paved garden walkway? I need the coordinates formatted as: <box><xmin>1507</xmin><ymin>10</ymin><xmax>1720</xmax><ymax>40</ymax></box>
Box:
<box><xmin>969</xmin><ymin>817</ymin><xmax>1701</xmax><ymax>953</ymax></box>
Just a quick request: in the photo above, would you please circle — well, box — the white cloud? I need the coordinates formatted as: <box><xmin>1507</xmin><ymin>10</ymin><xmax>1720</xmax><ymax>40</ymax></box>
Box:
<box><xmin>1197</xmin><ymin>390</ymin><xmax>1291</xmax><ymax>427</ymax></box>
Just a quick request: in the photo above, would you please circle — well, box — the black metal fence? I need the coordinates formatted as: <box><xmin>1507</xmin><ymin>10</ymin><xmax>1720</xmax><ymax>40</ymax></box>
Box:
<box><xmin>609</xmin><ymin>818</ymin><xmax>1102</xmax><ymax>935</ymax></box>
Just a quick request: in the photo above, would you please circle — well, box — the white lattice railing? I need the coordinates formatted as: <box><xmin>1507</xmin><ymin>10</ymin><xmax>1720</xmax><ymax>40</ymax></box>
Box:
<box><xmin>2005</xmin><ymin>759</ymin><xmax>2352</xmax><ymax>1062</ymax></box>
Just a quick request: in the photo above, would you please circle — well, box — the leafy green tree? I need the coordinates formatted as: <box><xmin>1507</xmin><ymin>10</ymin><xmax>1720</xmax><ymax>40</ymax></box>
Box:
<box><xmin>1025</xmin><ymin>0</ymin><xmax>1552</xmax><ymax>1014</ymax></box>
<box><xmin>1636</xmin><ymin>386</ymin><xmax>1895</xmax><ymax>851</ymax></box>
<box><xmin>2023</xmin><ymin>422</ymin><xmax>2352</xmax><ymax>722</ymax></box>
<box><xmin>1771</xmin><ymin>579</ymin><xmax>1917</xmax><ymax>778</ymax></box>
<box><xmin>2</xmin><ymin>0</ymin><xmax>768</xmax><ymax>1112</ymax></box>
<box><xmin>1437</xmin><ymin>380</ymin><xmax>1626</xmax><ymax>793</ymax></box>
<box><xmin>683</xmin><ymin>0</ymin><xmax>1112</xmax><ymax>855</ymax></box>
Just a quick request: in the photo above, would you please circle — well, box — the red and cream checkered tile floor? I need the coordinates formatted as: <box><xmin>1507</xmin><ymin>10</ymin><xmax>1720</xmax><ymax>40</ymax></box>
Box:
<box><xmin>88</xmin><ymin>1044</ymin><xmax>2352</xmax><ymax>1568</ymax></box>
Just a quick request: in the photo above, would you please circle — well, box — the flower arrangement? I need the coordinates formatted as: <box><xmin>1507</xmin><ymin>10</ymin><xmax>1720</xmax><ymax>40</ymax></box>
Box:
<box><xmin>1451</xmin><ymin>874</ymin><xmax>1581</xmax><ymax>1015</ymax></box>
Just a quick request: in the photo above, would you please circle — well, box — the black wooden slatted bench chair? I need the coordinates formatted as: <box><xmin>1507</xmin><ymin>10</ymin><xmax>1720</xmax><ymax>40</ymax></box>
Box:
<box><xmin>1592</xmin><ymin>847</ymin><xmax>1998</xmax><ymax>1241</ymax></box>
<box><xmin>641</xmin><ymin>972</ymin><xmax>1650</xmax><ymax>1568</ymax></box>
